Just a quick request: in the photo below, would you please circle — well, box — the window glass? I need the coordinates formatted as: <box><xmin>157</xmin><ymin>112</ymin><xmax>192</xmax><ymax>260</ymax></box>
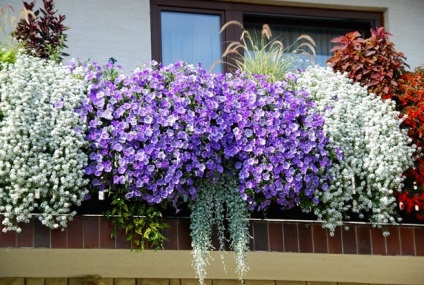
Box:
<box><xmin>152</xmin><ymin>1</ymin><xmax>382</xmax><ymax>72</ymax></box>
<box><xmin>161</xmin><ymin>11</ymin><xmax>222</xmax><ymax>72</ymax></box>
<box><xmin>244</xmin><ymin>14</ymin><xmax>372</xmax><ymax>66</ymax></box>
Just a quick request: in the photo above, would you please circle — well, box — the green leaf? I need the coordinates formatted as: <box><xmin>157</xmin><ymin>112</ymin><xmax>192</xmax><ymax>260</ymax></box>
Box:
<box><xmin>0</xmin><ymin>50</ymin><xmax>16</xmax><ymax>64</ymax></box>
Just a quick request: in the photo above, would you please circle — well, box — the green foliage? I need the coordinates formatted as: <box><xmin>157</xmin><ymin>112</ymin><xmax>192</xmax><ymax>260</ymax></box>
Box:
<box><xmin>0</xmin><ymin>50</ymin><xmax>16</xmax><ymax>64</ymax></box>
<box><xmin>190</xmin><ymin>174</ymin><xmax>250</xmax><ymax>285</ymax></box>
<box><xmin>327</xmin><ymin>27</ymin><xmax>407</xmax><ymax>99</ymax></box>
<box><xmin>46</xmin><ymin>34</ymin><xmax>66</xmax><ymax>62</ymax></box>
<box><xmin>220</xmin><ymin>21</ymin><xmax>316</xmax><ymax>81</ymax></box>
<box><xmin>105</xmin><ymin>191</ymin><xmax>169</xmax><ymax>251</ymax></box>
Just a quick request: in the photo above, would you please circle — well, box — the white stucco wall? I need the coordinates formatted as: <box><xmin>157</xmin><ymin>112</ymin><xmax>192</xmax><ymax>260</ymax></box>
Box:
<box><xmin>1</xmin><ymin>0</ymin><xmax>423</xmax><ymax>70</ymax></box>
<box><xmin>1</xmin><ymin>0</ymin><xmax>151</xmax><ymax>70</ymax></box>
<box><xmin>54</xmin><ymin>0</ymin><xmax>151</xmax><ymax>70</ymax></box>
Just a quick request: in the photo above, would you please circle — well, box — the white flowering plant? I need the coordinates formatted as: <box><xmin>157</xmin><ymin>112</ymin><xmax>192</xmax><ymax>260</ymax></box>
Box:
<box><xmin>296</xmin><ymin>66</ymin><xmax>415</xmax><ymax>234</ymax></box>
<box><xmin>0</xmin><ymin>53</ymin><xmax>89</xmax><ymax>232</ymax></box>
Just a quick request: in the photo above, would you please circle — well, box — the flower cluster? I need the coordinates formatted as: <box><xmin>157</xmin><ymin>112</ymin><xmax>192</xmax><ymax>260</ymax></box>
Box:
<box><xmin>0</xmin><ymin>54</ymin><xmax>88</xmax><ymax>232</ymax></box>
<box><xmin>296</xmin><ymin>66</ymin><xmax>415</xmax><ymax>233</ymax></box>
<box><xmin>214</xmin><ymin>72</ymin><xmax>333</xmax><ymax>210</ymax></box>
<box><xmin>76</xmin><ymin>60</ymin><xmax>223</xmax><ymax>204</ymax></box>
<box><xmin>76</xmin><ymin>60</ymin><xmax>333</xmax><ymax>211</ymax></box>
<box><xmin>73</xmin><ymin>60</ymin><xmax>333</xmax><ymax>283</ymax></box>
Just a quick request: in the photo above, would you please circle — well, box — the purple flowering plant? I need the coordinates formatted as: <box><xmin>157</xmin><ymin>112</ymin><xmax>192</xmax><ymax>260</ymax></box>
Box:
<box><xmin>218</xmin><ymin>72</ymin><xmax>333</xmax><ymax>211</ymax></box>
<box><xmin>69</xmin><ymin>58</ymin><xmax>336</xmax><ymax>276</ymax></box>
<box><xmin>72</xmin><ymin>59</ymin><xmax>334</xmax><ymax>213</ymax></box>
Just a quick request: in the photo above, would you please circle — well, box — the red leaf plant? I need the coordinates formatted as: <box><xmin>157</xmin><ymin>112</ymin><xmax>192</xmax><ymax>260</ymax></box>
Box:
<box><xmin>327</xmin><ymin>27</ymin><xmax>407</xmax><ymax>100</ymax></box>
<box><xmin>394</xmin><ymin>66</ymin><xmax>424</xmax><ymax>220</ymax></box>
<box><xmin>11</xmin><ymin>0</ymin><xmax>68</xmax><ymax>61</ymax></box>
<box><xmin>328</xmin><ymin>28</ymin><xmax>424</xmax><ymax>220</ymax></box>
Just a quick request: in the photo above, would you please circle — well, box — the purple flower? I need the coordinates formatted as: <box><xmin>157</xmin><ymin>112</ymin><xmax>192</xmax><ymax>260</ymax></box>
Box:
<box><xmin>113</xmin><ymin>175</ymin><xmax>126</xmax><ymax>184</ymax></box>
<box><xmin>77</xmin><ymin>59</ymin><xmax>334</xmax><ymax>210</ymax></box>
<box><xmin>54</xmin><ymin>100</ymin><xmax>64</xmax><ymax>109</ymax></box>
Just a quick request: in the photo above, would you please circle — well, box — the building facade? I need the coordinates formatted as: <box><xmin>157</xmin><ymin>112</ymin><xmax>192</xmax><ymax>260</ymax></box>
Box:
<box><xmin>1</xmin><ymin>0</ymin><xmax>424</xmax><ymax>284</ymax></box>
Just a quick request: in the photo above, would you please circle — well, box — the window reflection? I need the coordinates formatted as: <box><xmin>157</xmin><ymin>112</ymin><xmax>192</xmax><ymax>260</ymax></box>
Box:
<box><xmin>161</xmin><ymin>11</ymin><xmax>222</xmax><ymax>72</ymax></box>
<box><xmin>244</xmin><ymin>14</ymin><xmax>370</xmax><ymax>67</ymax></box>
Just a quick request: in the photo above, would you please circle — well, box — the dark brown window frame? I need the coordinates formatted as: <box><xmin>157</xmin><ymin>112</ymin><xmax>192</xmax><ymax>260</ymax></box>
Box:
<box><xmin>150</xmin><ymin>0</ymin><xmax>383</xmax><ymax>71</ymax></box>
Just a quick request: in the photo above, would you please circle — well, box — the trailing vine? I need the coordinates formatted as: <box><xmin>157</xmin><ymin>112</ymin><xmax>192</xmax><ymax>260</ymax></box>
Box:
<box><xmin>105</xmin><ymin>191</ymin><xmax>168</xmax><ymax>251</ymax></box>
<box><xmin>190</xmin><ymin>174</ymin><xmax>250</xmax><ymax>285</ymax></box>
<box><xmin>225</xmin><ymin>179</ymin><xmax>250</xmax><ymax>278</ymax></box>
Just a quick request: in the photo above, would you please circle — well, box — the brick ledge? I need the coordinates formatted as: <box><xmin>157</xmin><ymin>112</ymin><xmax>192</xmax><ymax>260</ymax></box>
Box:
<box><xmin>0</xmin><ymin>216</ymin><xmax>423</xmax><ymax>256</ymax></box>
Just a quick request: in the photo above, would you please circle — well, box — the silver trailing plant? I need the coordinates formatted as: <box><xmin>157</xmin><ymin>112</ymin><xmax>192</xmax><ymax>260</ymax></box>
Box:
<box><xmin>190</xmin><ymin>174</ymin><xmax>250</xmax><ymax>285</ymax></box>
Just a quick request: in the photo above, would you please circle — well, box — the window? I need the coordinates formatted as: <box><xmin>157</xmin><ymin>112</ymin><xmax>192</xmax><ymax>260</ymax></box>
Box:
<box><xmin>244</xmin><ymin>13</ymin><xmax>376</xmax><ymax>66</ymax></box>
<box><xmin>161</xmin><ymin>11</ymin><xmax>222</xmax><ymax>72</ymax></box>
<box><xmin>151</xmin><ymin>0</ymin><xmax>383</xmax><ymax>71</ymax></box>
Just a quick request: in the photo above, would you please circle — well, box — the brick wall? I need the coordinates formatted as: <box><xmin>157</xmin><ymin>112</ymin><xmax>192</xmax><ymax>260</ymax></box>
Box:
<box><xmin>0</xmin><ymin>216</ymin><xmax>423</xmax><ymax>257</ymax></box>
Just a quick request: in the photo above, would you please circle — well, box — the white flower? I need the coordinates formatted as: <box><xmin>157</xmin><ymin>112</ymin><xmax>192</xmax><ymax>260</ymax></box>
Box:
<box><xmin>296</xmin><ymin>66</ymin><xmax>415</xmax><ymax>233</ymax></box>
<box><xmin>0</xmin><ymin>54</ymin><xmax>89</xmax><ymax>232</ymax></box>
